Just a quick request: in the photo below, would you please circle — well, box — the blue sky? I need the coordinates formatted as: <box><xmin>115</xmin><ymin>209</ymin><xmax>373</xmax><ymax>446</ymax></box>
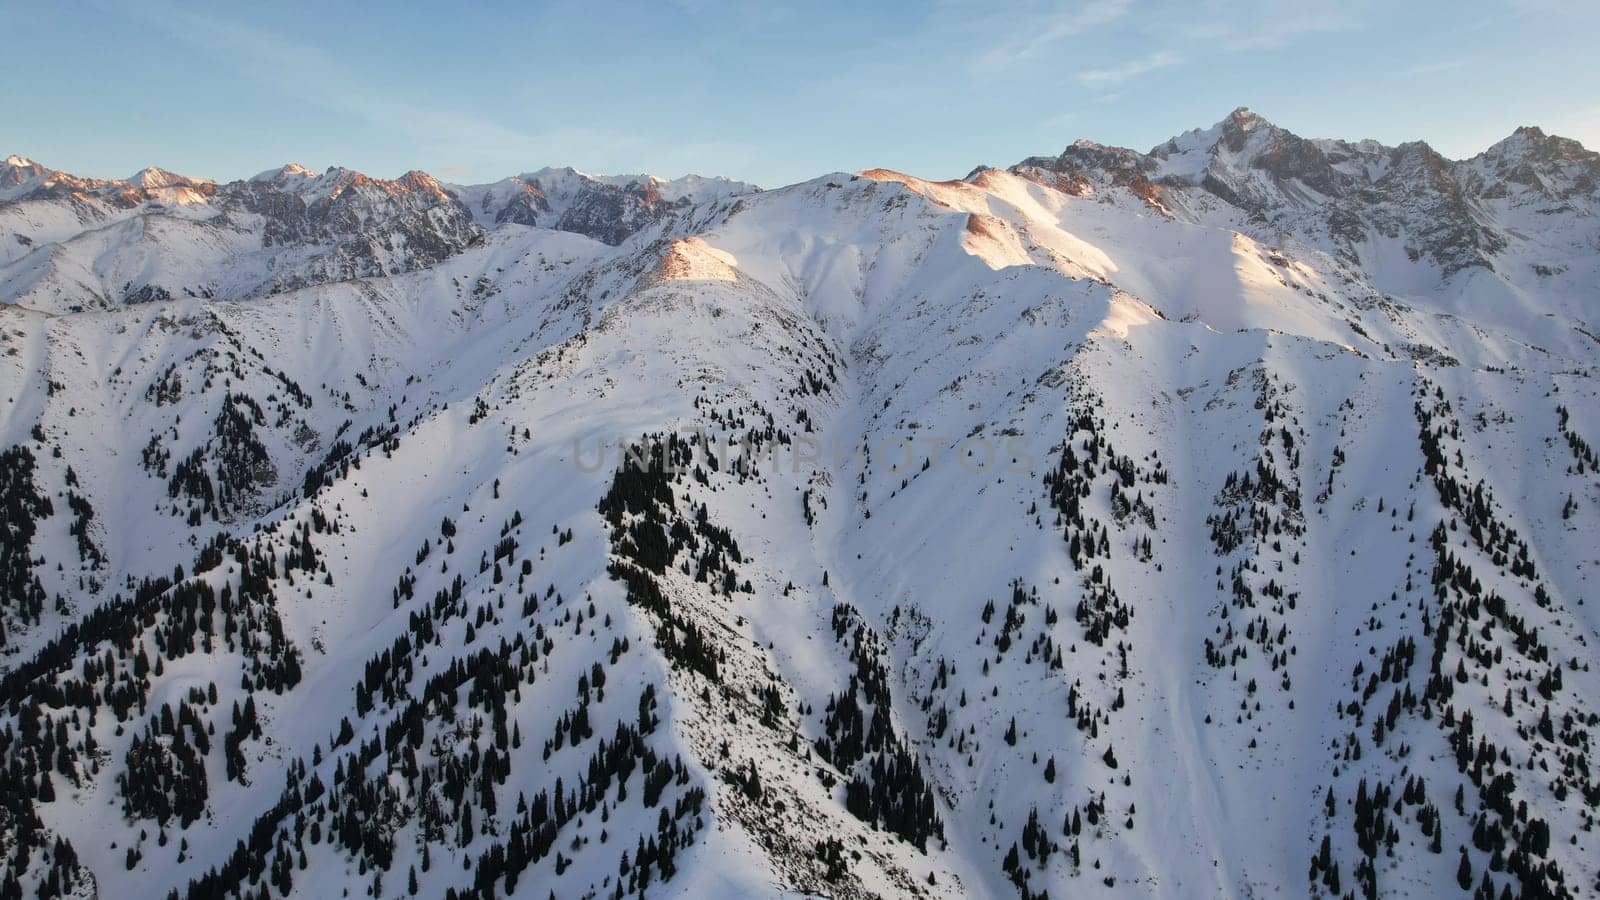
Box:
<box><xmin>7</xmin><ymin>0</ymin><xmax>1599</xmax><ymax>188</ymax></box>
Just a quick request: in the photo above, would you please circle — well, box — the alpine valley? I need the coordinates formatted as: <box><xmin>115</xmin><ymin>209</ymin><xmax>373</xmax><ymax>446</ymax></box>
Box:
<box><xmin>1</xmin><ymin>107</ymin><xmax>1598</xmax><ymax>900</ymax></box>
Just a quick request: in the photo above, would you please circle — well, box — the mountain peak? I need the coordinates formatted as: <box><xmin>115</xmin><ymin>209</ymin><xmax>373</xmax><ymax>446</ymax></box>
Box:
<box><xmin>1142</xmin><ymin>107</ymin><xmax>1288</xmax><ymax>166</ymax></box>
<box><xmin>396</xmin><ymin>169</ymin><xmax>445</xmax><ymax>193</ymax></box>
<box><xmin>1470</xmin><ymin>125</ymin><xmax>1600</xmax><ymax>201</ymax></box>
<box><xmin>1215</xmin><ymin>106</ymin><xmax>1292</xmax><ymax>154</ymax></box>
<box><xmin>251</xmin><ymin>162</ymin><xmax>316</xmax><ymax>183</ymax></box>
<box><xmin>1224</xmin><ymin>106</ymin><xmax>1269</xmax><ymax>131</ymax></box>
<box><xmin>1483</xmin><ymin>124</ymin><xmax>1593</xmax><ymax>159</ymax></box>
<box><xmin>1</xmin><ymin>155</ymin><xmax>50</xmax><ymax>195</ymax></box>
<box><xmin>128</xmin><ymin>166</ymin><xmax>209</xmax><ymax>190</ymax></box>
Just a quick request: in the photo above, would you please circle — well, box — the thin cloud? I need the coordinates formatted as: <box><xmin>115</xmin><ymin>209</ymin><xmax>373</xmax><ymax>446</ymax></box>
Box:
<box><xmin>1040</xmin><ymin>111</ymin><xmax>1078</xmax><ymax>131</ymax></box>
<box><xmin>105</xmin><ymin>1</ymin><xmax>647</xmax><ymax>177</ymax></box>
<box><xmin>968</xmin><ymin>0</ymin><xmax>1135</xmax><ymax>73</ymax></box>
<box><xmin>1504</xmin><ymin>0</ymin><xmax>1600</xmax><ymax>14</ymax></box>
<box><xmin>1161</xmin><ymin>0</ymin><xmax>1365</xmax><ymax>51</ymax></box>
<box><xmin>1398</xmin><ymin>58</ymin><xmax>1470</xmax><ymax>77</ymax></box>
<box><xmin>1078</xmin><ymin>50</ymin><xmax>1182</xmax><ymax>85</ymax></box>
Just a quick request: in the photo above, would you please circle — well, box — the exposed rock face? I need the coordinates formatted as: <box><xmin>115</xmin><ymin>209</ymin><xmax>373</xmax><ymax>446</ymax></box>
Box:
<box><xmin>0</xmin><ymin>155</ymin><xmax>49</xmax><ymax>192</ymax></box>
<box><xmin>1014</xmin><ymin>141</ymin><xmax>1166</xmax><ymax>207</ymax></box>
<box><xmin>213</xmin><ymin>168</ymin><xmax>481</xmax><ymax>289</ymax></box>
<box><xmin>1465</xmin><ymin>126</ymin><xmax>1600</xmax><ymax>203</ymax></box>
<box><xmin>484</xmin><ymin>177</ymin><xmax>550</xmax><ymax>226</ymax></box>
<box><xmin>551</xmin><ymin>178</ymin><xmax>679</xmax><ymax>244</ymax></box>
<box><xmin>451</xmin><ymin>168</ymin><xmax>748</xmax><ymax>245</ymax></box>
<box><xmin>0</xmin><ymin>157</ymin><xmax>758</xmax><ymax>311</ymax></box>
<box><xmin>1003</xmin><ymin>107</ymin><xmax>1600</xmax><ymax>279</ymax></box>
<box><xmin>5</xmin><ymin>109</ymin><xmax>1594</xmax><ymax>313</ymax></box>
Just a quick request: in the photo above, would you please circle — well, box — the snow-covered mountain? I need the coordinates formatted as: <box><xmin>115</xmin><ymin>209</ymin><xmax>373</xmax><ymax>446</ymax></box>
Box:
<box><xmin>1</xmin><ymin>109</ymin><xmax>1597</xmax><ymax>900</ymax></box>
<box><xmin>0</xmin><ymin>157</ymin><xmax>756</xmax><ymax>312</ymax></box>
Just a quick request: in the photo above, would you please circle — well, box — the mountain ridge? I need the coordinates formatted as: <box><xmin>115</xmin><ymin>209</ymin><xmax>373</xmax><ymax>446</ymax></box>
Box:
<box><xmin>10</xmin><ymin>106</ymin><xmax>1592</xmax><ymax>199</ymax></box>
<box><xmin>0</xmin><ymin>108</ymin><xmax>1596</xmax><ymax>900</ymax></box>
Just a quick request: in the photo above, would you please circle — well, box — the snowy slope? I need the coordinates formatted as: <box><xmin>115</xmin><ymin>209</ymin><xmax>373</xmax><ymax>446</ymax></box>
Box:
<box><xmin>0</xmin><ymin>110</ymin><xmax>1597</xmax><ymax>900</ymax></box>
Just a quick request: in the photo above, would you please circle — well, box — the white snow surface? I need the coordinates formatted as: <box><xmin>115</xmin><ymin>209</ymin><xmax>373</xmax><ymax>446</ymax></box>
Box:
<box><xmin>0</xmin><ymin>111</ymin><xmax>1597</xmax><ymax>900</ymax></box>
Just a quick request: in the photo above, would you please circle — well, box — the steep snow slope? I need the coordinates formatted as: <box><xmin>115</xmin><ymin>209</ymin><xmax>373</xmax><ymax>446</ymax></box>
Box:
<box><xmin>0</xmin><ymin>111</ymin><xmax>1597</xmax><ymax>900</ymax></box>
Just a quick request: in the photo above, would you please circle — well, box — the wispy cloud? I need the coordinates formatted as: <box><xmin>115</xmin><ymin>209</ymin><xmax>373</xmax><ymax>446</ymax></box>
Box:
<box><xmin>1398</xmin><ymin>58</ymin><xmax>1470</xmax><ymax>77</ymax></box>
<box><xmin>1056</xmin><ymin>0</ymin><xmax>1364</xmax><ymax>92</ymax></box>
<box><xmin>1040</xmin><ymin>110</ymin><xmax>1078</xmax><ymax>131</ymax></box>
<box><xmin>966</xmin><ymin>0</ymin><xmax>1135</xmax><ymax>73</ymax></box>
<box><xmin>1160</xmin><ymin>0</ymin><xmax>1365</xmax><ymax>51</ymax></box>
<box><xmin>1078</xmin><ymin>49</ymin><xmax>1182</xmax><ymax>85</ymax></box>
<box><xmin>959</xmin><ymin>0</ymin><xmax>1365</xmax><ymax>92</ymax></box>
<box><xmin>102</xmin><ymin>0</ymin><xmax>652</xmax><ymax>178</ymax></box>
<box><xmin>1504</xmin><ymin>0</ymin><xmax>1600</xmax><ymax>15</ymax></box>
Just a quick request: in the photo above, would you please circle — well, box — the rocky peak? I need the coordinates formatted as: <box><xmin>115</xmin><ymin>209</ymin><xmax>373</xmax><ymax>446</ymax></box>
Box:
<box><xmin>1227</xmin><ymin>106</ymin><xmax>1266</xmax><ymax>127</ymax></box>
<box><xmin>254</xmin><ymin>166</ymin><xmax>461</xmax><ymax>212</ymax></box>
<box><xmin>1380</xmin><ymin>140</ymin><xmax>1455</xmax><ymax>190</ymax></box>
<box><xmin>395</xmin><ymin>169</ymin><xmax>447</xmax><ymax>196</ymax></box>
<box><xmin>1009</xmin><ymin>139</ymin><xmax>1164</xmax><ymax>207</ymax></box>
<box><xmin>1486</xmin><ymin>124</ymin><xmax>1595</xmax><ymax>163</ymax></box>
<box><xmin>250</xmin><ymin>163</ymin><xmax>316</xmax><ymax>186</ymax></box>
<box><xmin>0</xmin><ymin>159</ymin><xmax>138</xmax><ymax>207</ymax></box>
<box><xmin>1</xmin><ymin>155</ymin><xmax>49</xmax><ymax>193</ymax></box>
<box><xmin>314</xmin><ymin>167</ymin><xmax>373</xmax><ymax>201</ymax></box>
<box><xmin>1216</xmin><ymin>106</ymin><xmax>1272</xmax><ymax>150</ymax></box>
<box><xmin>4</xmin><ymin>154</ymin><xmax>45</xmax><ymax>175</ymax></box>
<box><xmin>127</xmin><ymin>166</ymin><xmax>210</xmax><ymax>191</ymax></box>
<box><xmin>1469</xmin><ymin>127</ymin><xmax>1599</xmax><ymax>201</ymax></box>
<box><xmin>453</xmin><ymin>166</ymin><xmax>745</xmax><ymax>245</ymax></box>
<box><xmin>1148</xmin><ymin>108</ymin><xmax>1275</xmax><ymax>161</ymax></box>
<box><xmin>444</xmin><ymin>167</ymin><xmax>756</xmax><ymax>238</ymax></box>
<box><xmin>1016</xmin><ymin>108</ymin><xmax>1581</xmax><ymax>277</ymax></box>
<box><xmin>443</xmin><ymin>176</ymin><xmax>551</xmax><ymax>228</ymax></box>
<box><xmin>1151</xmin><ymin>108</ymin><xmax>1352</xmax><ymax>201</ymax></box>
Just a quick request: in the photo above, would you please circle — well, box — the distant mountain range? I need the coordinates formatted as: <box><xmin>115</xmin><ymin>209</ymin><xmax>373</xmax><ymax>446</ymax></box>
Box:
<box><xmin>1</xmin><ymin>108</ymin><xmax>1597</xmax><ymax>900</ymax></box>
